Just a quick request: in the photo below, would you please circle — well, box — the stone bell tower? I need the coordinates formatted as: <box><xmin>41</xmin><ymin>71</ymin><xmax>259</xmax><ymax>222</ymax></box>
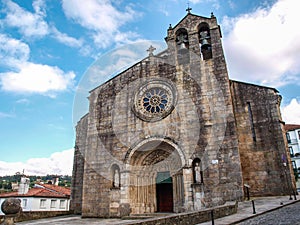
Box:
<box><xmin>160</xmin><ymin>10</ymin><xmax>244</xmax><ymax>209</ymax></box>
<box><xmin>165</xmin><ymin>11</ymin><xmax>228</xmax><ymax>81</ymax></box>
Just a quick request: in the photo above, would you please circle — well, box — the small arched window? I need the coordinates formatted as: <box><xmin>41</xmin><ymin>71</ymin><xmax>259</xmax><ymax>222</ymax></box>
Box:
<box><xmin>198</xmin><ymin>23</ymin><xmax>212</xmax><ymax>60</ymax></box>
<box><xmin>111</xmin><ymin>164</ymin><xmax>120</xmax><ymax>188</ymax></box>
<box><xmin>192</xmin><ymin>158</ymin><xmax>203</xmax><ymax>184</ymax></box>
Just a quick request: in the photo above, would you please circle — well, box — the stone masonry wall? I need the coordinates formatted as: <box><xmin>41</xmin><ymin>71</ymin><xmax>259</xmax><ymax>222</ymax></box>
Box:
<box><xmin>70</xmin><ymin>114</ymin><xmax>88</xmax><ymax>214</ymax></box>
<box><xmin>1</xmin><ymin>211</ymin><xmax>72</xmax><ymax>223</ymax></box>
<box><xmin>230</xmin><ymin>80</ymin><xmax>296</xmax><ymax>196</ymax></box>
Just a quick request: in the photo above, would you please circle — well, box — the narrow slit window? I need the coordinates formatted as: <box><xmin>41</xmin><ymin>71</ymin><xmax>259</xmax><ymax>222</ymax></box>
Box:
<box><xmin>247</xmin><ymin>102</ymin><xmax>256</xmax><ymax>142</ymax></box>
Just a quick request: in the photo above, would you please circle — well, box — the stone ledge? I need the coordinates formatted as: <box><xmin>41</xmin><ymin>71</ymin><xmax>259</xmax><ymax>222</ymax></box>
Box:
<box><xmin>0</xmin><ymin>211</ymin><xmax>72</xmax><ymax>223</ymax></box>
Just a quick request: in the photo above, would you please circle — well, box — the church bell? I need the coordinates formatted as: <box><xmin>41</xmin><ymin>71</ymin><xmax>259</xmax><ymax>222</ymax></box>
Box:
<box><xmin>178</xmin><ymin>42</ymin><xmax>188</xmax><ymax>54</ymax></box>
<box><xmin>200</xmin><ymin>39</ymin><xmax>211</xmax><ymax>50</ymax></box>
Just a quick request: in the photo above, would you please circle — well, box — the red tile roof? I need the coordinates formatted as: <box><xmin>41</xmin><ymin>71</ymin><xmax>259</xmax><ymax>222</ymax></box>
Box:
<box><xmin>0</xmin><ymin>184</ymin><xmax>70</xmax><ymax>199</ymax></box>
<box><xmin>285</xmin><ymin>124</ymin><xmax>300</xmax><ymax>131</ymax></box>
<box><xmin>38</xmin><ymin>183</ymin><xmax>70</xmax><ymax>196</ymax></box>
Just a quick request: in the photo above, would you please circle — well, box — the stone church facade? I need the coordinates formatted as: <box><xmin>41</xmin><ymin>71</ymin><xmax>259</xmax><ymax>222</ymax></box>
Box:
<box><xmin>71</xmin><ymin>12</ymin><xmax>295</xmax><ymax>217</ymax></box>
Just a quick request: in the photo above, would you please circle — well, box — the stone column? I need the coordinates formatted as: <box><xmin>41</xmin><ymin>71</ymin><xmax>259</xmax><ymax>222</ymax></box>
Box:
<box><xmin>119</xmin><ymin>170</ymin><xmax>131</xmax><ymax>217</ymax></box>
<box><xmin>182</xmin><ymin>167</ymin><xmax>194</xmax><ymax>211</ymax></box>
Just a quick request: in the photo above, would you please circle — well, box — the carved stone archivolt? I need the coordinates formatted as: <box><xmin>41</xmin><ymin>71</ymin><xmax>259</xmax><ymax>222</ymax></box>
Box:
<box><xmin>124</xmin><ymin>138</ymin><xmax>185</xmax><ymax>214</ymax></box>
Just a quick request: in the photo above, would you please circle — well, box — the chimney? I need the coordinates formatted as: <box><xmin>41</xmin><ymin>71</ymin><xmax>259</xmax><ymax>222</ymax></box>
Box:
<box><xmin>52</xmin><ymin>176</ymin><xmax>59</xmax><ymax>186</ymax></box>
<box><xmin>18</xmin><ymin>177</ymin><xmax>30</xmax><ymax>194</ymax></box>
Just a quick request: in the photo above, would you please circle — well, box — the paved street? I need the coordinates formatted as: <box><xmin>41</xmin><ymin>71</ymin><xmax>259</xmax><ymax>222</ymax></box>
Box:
<box><xmin>239</xmin><ymin>201</ymin><xmax>300</xmax><ymax>225</ymax></box>
<box><xmin>16</xmin><ymin>216</ymin><xmax>137</xmax><ymax>225</ymax></box>
<box><xmin>199</xmin><ymin>196</ymin><xmax>299</xmax><ymax>225</ymax></box>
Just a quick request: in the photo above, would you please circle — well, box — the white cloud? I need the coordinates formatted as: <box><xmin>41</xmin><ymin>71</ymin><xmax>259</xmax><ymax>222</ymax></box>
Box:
<box><xmin>3</xmin><ymin>0</ymin><xmax>49</xmax><ymax>38</ymax></box>
<box><xmin>32</xmin><ymin>0</ymin><xmax>47</xmax><ymax>17</ymax></box>
<box><xmin>0</xmin><ymin>2</ymin><xmax>79</xmax><ymax>96</ymax></box>
<box><xmin>282</xmin><ymin>98</ymin><xmax>300</xmax><ymax>124</ymax></box>
<box><xmin>61</xmin><ymin>0</ymin><xmax>140</xmax><ymax>48</ymax></box>
<box><xmin>0</xmin><ymin>62</ymin><xmax>75</xmax><ymax>95</ymax></box>
<box><xmin>223</xmin><ymin>0</ymin><xmax>300</xmax><ymax>87</ymax></box>
<box><xmin>2</xmin><ymin>0</ymin><xmax>83</xmax><ymax>49</ymax></box>
<box><xmin>50</xmin><ymin>26</ymin><xmax>83</xmax><ymax>48</ymax></box>
<box><xmin>0</xmin><ymin>34</ymin><xmax>30</xmax><ymax>67</ymax></box>
<box><xmin>189</xmin><ymin>0</ymin><xmax>203</xmax><ymax>3</ymax></box>
<box><xmin>16</xmin><ymin>98</ymin><xmax>30</xmax><ymax>104</ymax></box>
<box><xmin>0</xmin><ymin>31</ymin><xmax>76</xmax><ymax>96</ymax></box>
<box><xmin>0</xmin><ymin>112</ymin><xmax>15</xmax><ymax>119</ymax></box>
<box><xmin>0</xmin><ymin>149</ymin><xmax>74</xmax><ymax>176</ymax></box>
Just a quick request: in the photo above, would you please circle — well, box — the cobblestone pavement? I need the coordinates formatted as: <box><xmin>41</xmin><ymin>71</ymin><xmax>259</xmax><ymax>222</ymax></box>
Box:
<box><xmin>238</xmin><ymin>201</ymin><xmax>300</xmax><ymax>225</ymax></box>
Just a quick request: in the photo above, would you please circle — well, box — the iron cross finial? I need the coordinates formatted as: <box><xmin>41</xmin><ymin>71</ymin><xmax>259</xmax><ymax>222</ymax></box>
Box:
<box><xmin>186</xmin><ymin>2</ymin><xmax>192</xmax><ymax>14</ymax></box>
<box><xmin>147</xmin><ymin>45</ymin><xmax>156</xmax><ymax>56</ymax></box>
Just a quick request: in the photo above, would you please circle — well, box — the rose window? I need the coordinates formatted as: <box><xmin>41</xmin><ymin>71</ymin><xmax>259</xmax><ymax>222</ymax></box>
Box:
<box><xmin>143</xmin><ymin>88</ymin><xmax>168</xmax><ymax>113</ymax></box>
<box><xmin>133</xmin><ymin>79</ymin><xmax>177</xmax><ymax>122</ymax></box>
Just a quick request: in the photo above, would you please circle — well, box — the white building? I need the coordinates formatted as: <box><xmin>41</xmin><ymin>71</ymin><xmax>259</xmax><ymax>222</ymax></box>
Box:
<box><xmin>285</xmin><ymin>124</ymin><xmax>300</xmax><ymax>190</ymax></box>
<box><xmin>0</xmin><ymin>178</ymin><xmax>70</xmax><ymax>215</ymax></box>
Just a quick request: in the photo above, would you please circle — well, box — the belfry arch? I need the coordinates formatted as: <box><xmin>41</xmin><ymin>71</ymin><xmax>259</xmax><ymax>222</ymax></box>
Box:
<box><xmin>123</xmin><ymin>138</ymin><xmax>186</xmax><ymax>214</ymax></box>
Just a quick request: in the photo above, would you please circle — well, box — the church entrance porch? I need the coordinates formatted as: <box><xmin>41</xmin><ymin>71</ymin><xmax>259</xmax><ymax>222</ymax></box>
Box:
<box><xmin>125</xmin><ymin>139</ymin><xmax>185</xmax><ymax>214</ymax></box>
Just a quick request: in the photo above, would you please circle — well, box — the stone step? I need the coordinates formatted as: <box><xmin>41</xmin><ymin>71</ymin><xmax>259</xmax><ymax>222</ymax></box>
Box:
<box><xmin>123</xmin><ymin>213</ymin><xmax>173</xmax><ymax>220</ymax></box>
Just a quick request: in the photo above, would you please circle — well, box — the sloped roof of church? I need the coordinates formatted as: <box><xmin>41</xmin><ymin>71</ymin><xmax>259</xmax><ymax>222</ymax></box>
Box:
<box><xmin>230</xmin><ymin>79</ymin><xmax>279</xmax><ymax>93</ymax></box>
<box><xmin>89</xmin><ymin>49</ymin><xmax>168</xmax><ymax>94</ymax></box>
<box><xmin>170</xmin><ymin>12</ymin><xmax>212</xmax><ymax>30</ymax></box>
<box><xmin>89</xmin><ymin>57</ymin><xmax>149</xmax><ymax>93</ymax></box>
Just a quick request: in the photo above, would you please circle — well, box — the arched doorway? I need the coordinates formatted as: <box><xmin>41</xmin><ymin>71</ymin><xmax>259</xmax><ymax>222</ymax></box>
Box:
<box><xmin>126</xmin><ymin>139</ymin><xmax>185</xmax><ymax>214</ymax></box>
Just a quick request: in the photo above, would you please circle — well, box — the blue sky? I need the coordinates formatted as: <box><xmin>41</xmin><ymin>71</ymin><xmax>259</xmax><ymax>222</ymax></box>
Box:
<box><xmin>0</xmin><ymin>0</ymin><xmax>299</xmax><ymax>175</ymax></box>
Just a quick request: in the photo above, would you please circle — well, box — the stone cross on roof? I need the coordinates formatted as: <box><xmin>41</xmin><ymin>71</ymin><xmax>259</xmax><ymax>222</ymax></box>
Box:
<box><xmin>147</xmin><ymin>45</ymin><xmax>156</xmax><ymax>56</ymax></box>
